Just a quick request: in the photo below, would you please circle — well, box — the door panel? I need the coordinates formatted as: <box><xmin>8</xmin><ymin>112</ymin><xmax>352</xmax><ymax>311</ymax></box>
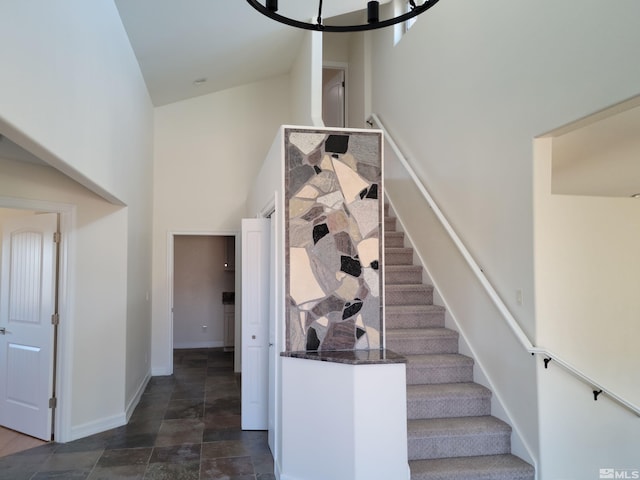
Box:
<box><xmin>322</xmin><ymin>69</ymin><xmax>345</xmax><ymax>128</ymax></box>
<box><xmin>241</xmin><ymin>218</ymin><xmax>270</xmax><ymax>430</ymax></box>
<box><xmin>0</xmin><ymin>212</ymin><xmax>57</xmax><ymax>440</ymax></box>
<box><xmin>268</xmin><ymin>214</ymin><xmax>276</xmax><ymax>452</ymax></box>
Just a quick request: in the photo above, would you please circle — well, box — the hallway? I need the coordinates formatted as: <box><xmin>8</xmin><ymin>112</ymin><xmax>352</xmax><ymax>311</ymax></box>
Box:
<box><xmin>0</xmin><ymin>349</ymin><xmax>274</xmax><ymax>479</ymax></box>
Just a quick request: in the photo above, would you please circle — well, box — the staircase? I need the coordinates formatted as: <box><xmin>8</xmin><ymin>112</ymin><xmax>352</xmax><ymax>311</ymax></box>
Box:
<box><xmin>384</xmin><ymin>206</ymin><xmax>535</xmax><ymax>480</ymax></box>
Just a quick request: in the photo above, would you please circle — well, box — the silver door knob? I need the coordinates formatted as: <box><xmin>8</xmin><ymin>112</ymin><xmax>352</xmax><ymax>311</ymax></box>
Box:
<box><xmin>0</xmin><ymin>327</ymin><xmax>9</xmax><ymax>335</ymax></box>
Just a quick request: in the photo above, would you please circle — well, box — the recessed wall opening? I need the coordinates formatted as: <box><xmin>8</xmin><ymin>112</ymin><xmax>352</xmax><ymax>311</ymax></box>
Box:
<box><xmin>322</xmin><ymin>67</ymin><xmax>346</xmax><ymax>128</ymax></box>
<box><xmin>534</xmin><ymin>94</ymin><xmax>640</xmax><ymax>415</ymax></box>
<box><xmin>172</xmin><ymin>235</ymin><xmax>236</xmax><ymax>352</ymax></box>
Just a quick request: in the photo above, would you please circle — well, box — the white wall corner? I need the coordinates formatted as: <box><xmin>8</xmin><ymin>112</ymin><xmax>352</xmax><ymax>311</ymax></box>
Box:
<box><xmin>70</xmin><ymin>413</ymin><xmax>127</xmax><ymax>442</ymax></box>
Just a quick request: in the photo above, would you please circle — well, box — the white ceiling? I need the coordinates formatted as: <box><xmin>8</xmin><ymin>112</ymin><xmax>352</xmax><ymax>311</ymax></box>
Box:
<box><xmin>114</xmin><ymin>0</ymin><xmax>379</xmax><ymax>106</ymax></box>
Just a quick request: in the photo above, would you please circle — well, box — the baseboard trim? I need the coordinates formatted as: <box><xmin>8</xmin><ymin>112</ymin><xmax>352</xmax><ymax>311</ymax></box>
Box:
<box><xmin>173</xmin><ymin>341</ymin><xmax>224</xmax><ymax>349</ymax></box>
<box><xmin>125</xmin><ymin>372</ymin><xmax>151</xmax><ymax>422</ymax></box>
<box><xmin>69</xmin><ymin>413</ymin><xmax>126</xmax><ymax>442</ymax></box>
<box><xmin>151</xmin><ymin>366</ymin><xmax>172</xmax><ymax>376</ymax></box>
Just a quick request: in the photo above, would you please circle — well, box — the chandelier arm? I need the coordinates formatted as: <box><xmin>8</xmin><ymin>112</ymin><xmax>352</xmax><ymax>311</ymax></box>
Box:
<box><xmin>246</xmin><ymin>0</ymin><xmax>441</xmax><ymax>33</ymax></box>
<box><xmin>317</xmin><ymin>0</ymin><xmax>324</xmax><ymax>27</ymax></box>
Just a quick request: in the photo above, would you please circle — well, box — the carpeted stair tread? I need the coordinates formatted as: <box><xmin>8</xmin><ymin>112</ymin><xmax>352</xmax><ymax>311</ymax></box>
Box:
<box><xmin>385</xmin><ymin>263</ymin><xmax>422</xmax><ymax>270</ymax></box>
<box><xmin>386</xmin><ymin>283</ymin><xmax>434</xmax><ymax>305</ymax></box>
<box><xmin>408</xmin><ymin>415</ymin><xmax>510</xmax><ymax>437</ymax></box>
<box><xmin>385</xmin><ymin>231</ymin><xmax>406</xmax><ymax>247</ymax></box>
<box><xmin>406</xmin><ymin>353</ymin><xmax>474</xmax><ymax>367</ymax></box>
<box><xmin>407</xmin><ymin>383</ymin><xmax>492</xmax><ymax>419</ymax></box>
<box><xmin>385</xmin><ymin>247</ymin><xmax>414</xmax><ymax>265</ymax></box>
<box><xmin>406</xmin><ymin>354</ymin><xmax>474</xmax><ymax>384</ymax></box>
<box><xmin>386</xmin><ymin>305</ymin><xmax>446</xmax><ymax>329</ymax></box>
<box><xmin>407</xmin><ymin>416</ymin><xmax>512</xmax><ymax>460</ymax></box>
<box><xmin>386</xmin><ymin>283</ymin><xmax>433</xmax><ymax>292</ymax></box>
<box><xmin>387</xmin><ymin>327</ymin><xmax>457</xmax><ymax>339</ymax></box>
<box><xmin>409</xmin><ymin>454</ymin><xmax>535</xmax><ymax>480</ymax></box>
<box><xmin>385</xmin><ymin>264</ymin><xmax>424</xmax><ymax>284</ymax></box>
<box><xmin>387</xmin><ymin>328</ymin><xmax>459</xmax><ymax>355</ymax></box>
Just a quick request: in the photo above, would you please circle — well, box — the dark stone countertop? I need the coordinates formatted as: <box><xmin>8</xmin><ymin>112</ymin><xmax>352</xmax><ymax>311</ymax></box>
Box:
<box><xmin>281</xmin><ymin>349</ymin><xmax>406</xmax><ymax>365</ymax></box>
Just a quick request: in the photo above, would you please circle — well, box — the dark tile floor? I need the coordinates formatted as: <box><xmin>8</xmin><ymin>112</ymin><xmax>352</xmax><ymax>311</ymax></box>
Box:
<box><xmin>0</xmin><ymin>349</ymin><xmax>275</xmax><ymax>480</ymax></box>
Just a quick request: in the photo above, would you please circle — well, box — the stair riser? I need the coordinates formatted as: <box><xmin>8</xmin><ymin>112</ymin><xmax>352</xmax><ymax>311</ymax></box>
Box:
<box><xmin>385</xmin><ymin>217</ymin><xmax>396</xmax><ymax>231</ymax></box>
<box><xmin>407</xmin><ymin>365</ymin><xmax>473</xmax><ymax>385</ymax></box>
<box><xmin>408</xmin><ymin>433</ymin><xmax>511</xmax><ymax>460</ymax></box>
<box><xmin>385</xmin><ymin>311</ymin><xmax>445</xmax><ymax>329</ymax></box>
<box><xmin>385</xmin><ymin>269</ymin><xmax>422</xmax><ymax>284</ymax></box>
<box><xmin>385</xmin><ymin>233</ymin><xmax>405</xmax><ymax>248</ymax></box>
<box><xmin>387</xmin><ymin>337</ymin><xmax>458</xmax><ymax>355</ymax></box>
<box><xmin>385</xmin><ymin>250</ymin><xmax>414</xmax><ymax>265</ymax></box>
<box><xmin>407</xmin><ymin>397</ymin><xmax>491</xmax><ymax>420</ymax></box>
<box><xmin>386</xmin><ymin>289</ymin><xmax>433</xmax><ymax>305</ymax></box>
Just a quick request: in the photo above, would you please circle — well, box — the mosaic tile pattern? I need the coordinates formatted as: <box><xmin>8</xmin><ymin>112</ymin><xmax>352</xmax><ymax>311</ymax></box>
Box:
<box><xmin>285</xmin><ymin>128</ymin><xmax>383</xmax><ymax>352</ymax></box>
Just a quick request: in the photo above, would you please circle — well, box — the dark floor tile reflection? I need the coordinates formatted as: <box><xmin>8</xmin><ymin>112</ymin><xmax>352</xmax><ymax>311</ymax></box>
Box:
<box><xmin>0</xmin><ymin>349</ymin><xmax>272</xmax><ymax>479</ymax></box>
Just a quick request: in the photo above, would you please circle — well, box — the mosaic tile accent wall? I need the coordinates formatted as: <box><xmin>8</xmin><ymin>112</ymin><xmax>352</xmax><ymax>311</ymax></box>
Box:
<box><xmin>285</xmin><ymin>128</ymin><xmax>382</xmax><ymax>352</ymax></box>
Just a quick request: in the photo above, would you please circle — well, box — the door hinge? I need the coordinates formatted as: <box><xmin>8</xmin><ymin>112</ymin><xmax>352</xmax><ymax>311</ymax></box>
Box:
<box><xmin>49</xmin><ymin>397</ymin><xmax>57</xmax><ymax>409</ymax></box>
<box><xmin>51</xmin><ymin>313</ymin><xmax>60</xmax><ymax>326</ymax></box>
<box><xmin>53</xmin><ymin>232</ymin><xmax>61</xmax><ymax>243</ymax></box>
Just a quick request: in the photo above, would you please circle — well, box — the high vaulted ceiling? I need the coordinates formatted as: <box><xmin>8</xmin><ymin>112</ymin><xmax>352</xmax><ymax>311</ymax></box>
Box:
<box><xmin>114</xmin><ymin>0</ymin><xmax>383</xmax><ymax>106</ymax></box>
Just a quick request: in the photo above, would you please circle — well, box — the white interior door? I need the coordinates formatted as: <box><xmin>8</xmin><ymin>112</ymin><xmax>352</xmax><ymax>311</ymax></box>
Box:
<box><xmin>0</xmin><ymin>212</ymin><xmax>57</xmax><ymax>440</ymax></box>
<box><xmin>241</xmin><ymin>218</ymin><xmax>270</xmax><ymax>430</ymax></box>
<box><xmin>322</xmin><ymin>69</ymin><xmax>345</xmax><ymax>128</ymax></box>
<box><xmin>268</xmin><ymin>213</ymin><xmax>277</xmax><ymax>452</ymax></box>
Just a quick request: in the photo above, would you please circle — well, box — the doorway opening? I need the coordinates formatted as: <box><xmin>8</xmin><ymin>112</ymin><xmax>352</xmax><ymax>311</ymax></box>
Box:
<box><xmin>322</xmin><ymin>67</ymin><xmax>347</xmax><ymax>128</ymax></box>
<box><xmin>0</xmin><ymin>204</ymin><xmax>68</xmax><ymax>444</ymax></box>
<box><xmin>170</xmin><ymin>234</ymin><xmax>237</xmax><ymax>365</ymax></box>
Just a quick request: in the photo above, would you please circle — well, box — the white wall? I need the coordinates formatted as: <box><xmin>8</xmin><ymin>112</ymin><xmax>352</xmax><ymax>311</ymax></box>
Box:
<box><xmin>291</xmin><ymin>31</ymin><xmax>324</xmax><ymax>126</ymax></box>
<box><xmin>371</xmin><ymin>0</ymin><xmax>640</xmax><ymax>476</ymax></box>
<box><xmin>323</xmin><ymin>32</ymin><xmax>372</xmax><ymax>129</ymax></box>
<box><xmin>173</xmin><ymin>236</ymin><xmax>235</xmax><ymax>349</ymax></box>
<box><xmin>152</xmin><ymin>76</ymin><xmax>292</xmax><ymax>374</ymax></box>
<box><xmin>346</xmin><ymin>32</ymin><xmax>371</xmax><ymax>129</ymax></box>
<box><xmin>0</xmin><ymin>209</ymin><xmax>36</xmax><ymax>233</ymax></box>
<box><xmin>536</xmin><ymin>174</ymin><xmax>640</xmax><ymax>405</ymax></box>
<box><xmin>281</xmin><ymin>358</ymin><xmax>409</xmax><ymax>480</ymax></box>
<box><xmin>323</xmin><ymin>33</ymin><xmax>352</xmax><ymax>64</ymax></box>
<box><xmin>0</xmin><ymin>0</ymin><xmax>152</xmax><ymax>205</ymax></box>
<box><xmin>384</xmin><ymin>146</ymin><xmax>537</xmax><ymax>466</ymax></box>
<box><xmin>0</xmin><ymin>0</ymin><xmax>153</xmax><ymax>440</ymax></box>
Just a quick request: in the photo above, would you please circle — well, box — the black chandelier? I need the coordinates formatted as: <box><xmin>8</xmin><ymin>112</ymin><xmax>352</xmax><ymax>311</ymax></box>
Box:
<box><xmin>246</xmin><ymin>0</ymin><xmax>441</xmax><ymax>33</ymax></box>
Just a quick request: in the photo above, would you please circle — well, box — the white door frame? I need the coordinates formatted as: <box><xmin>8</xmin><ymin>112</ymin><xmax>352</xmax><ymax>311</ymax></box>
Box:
<box><xmin>0</xmin><ymin>196</ymin><xmax>75</xmax><ymax>443</ymax></box>
<box><xmin>166</xmin><ymin>230</ymin><xmax>239</xmax><ymax>375</ymax></box>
